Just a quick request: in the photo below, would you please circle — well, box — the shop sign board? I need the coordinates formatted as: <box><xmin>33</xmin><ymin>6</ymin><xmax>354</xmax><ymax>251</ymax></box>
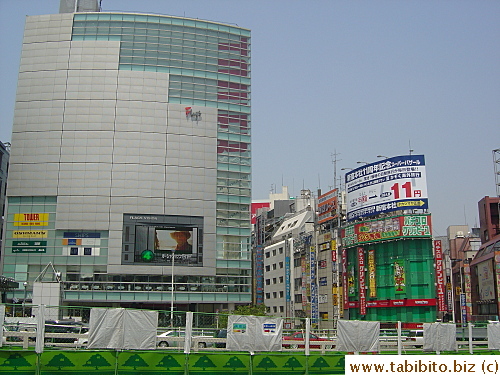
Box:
<box><xmin>345</xmin><ymin>154</ymin><xmax>428</xmax><ymax>221</ymax></box>
<box><xmin>342</xmin><ymin>214</ymin><xmax>431</xmax><ymax>248</ymax></box>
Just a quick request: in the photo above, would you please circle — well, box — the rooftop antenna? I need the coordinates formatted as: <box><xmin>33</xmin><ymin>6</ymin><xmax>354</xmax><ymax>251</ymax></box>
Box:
<box><xmin>331</xmin><ymin>150</ymin><xmax>341</xmax><ymax>190</ymax></box>
<box><xmin>409</xmin><ymin>140</ymin><xmax>414</xmax><ymax>155</ymax></box>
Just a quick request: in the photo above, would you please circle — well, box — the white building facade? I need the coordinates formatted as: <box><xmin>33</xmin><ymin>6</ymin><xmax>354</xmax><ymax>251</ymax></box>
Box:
<box><xmin>2</xmin><ymin>2</ymin><xmax>251</xmax><ymax>315</ymax></box>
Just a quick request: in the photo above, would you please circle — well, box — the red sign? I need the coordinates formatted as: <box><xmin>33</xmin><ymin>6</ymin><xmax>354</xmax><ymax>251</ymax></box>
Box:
<box><xmin>318</xmin><ymin>189</ymin><xmax>338</xmax><ymax>224</ymax></box>
<box><xmin>345</xmin><ymin>298</ymin><xmax>437</xmax><ymax>309</ymax></box>
<box><xmin>251</xmin><ymin>202</ymin><xmax>270</xmax><ymax>224</ymax></box>
<box><xmin>342</xmin><ymin>247</ymin><xmax>348</xmax><ymax>308</ymax></box>
<box><xmin>434</xmin><ymin>240</ymin><xmax>447</xmax><ymax>312</ymax></box>
<box><xmin>358</xmin><ymin>247</ymin><xmax>366</xmax><ymax>315</ymax></box>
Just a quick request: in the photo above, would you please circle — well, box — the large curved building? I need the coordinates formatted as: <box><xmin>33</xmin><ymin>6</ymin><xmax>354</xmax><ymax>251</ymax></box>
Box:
<box><xmin>2</xmin><ymin>0</ymin><xmax>251</xmax><ymax>315</ymax></box>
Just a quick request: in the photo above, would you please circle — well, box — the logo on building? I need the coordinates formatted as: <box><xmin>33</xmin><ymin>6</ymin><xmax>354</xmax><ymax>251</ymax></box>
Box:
<box><xmin>185</xmin><ymin>107</ymin><xmax>202</xmax><ymax>122</ymax></box>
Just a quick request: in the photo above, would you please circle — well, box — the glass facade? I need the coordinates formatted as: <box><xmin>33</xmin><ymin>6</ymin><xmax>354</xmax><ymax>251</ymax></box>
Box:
<box><xmin>3</xmin><ymin>11</ymin><xmax>252</xmax><ymax>309</ymax></box>
<box><xmin>71</xmin><ymin>13</ymin><xmax>251</xmax><ymax>263</ymax></box>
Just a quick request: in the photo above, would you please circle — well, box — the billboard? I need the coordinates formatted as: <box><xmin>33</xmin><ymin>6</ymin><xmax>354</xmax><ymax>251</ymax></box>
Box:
<box><xmin>341</xmin><ymin>214</ymin><xmax>432</xmax><ymax>248</ymax></box>
<box><xmin>434</xmin><ymin>240</ymin><xmax>447</xmax><ymax>312</ymax></box>
<box><xmin>317</xmin><ymin>189</ymin><xmax>338</xmax><ymax>224</ymax></box>
<box><xmin>477</xmin><ymin>259</ymin><xmax>495</xmax><ymax>300</ymax></box>
<box><xmin>122</xmin><ymin>214</ymin><xmax>203</xmax><ymax>266</ymax></box>
<box><xmin>358</xmin><ymin>248</ymin><xmax>366</xmax><ymax>315</ymax></box>
<box><xmin>345</xmin><ymin>154</ymin><xmax>428</xmax><ymax>221</ymax></box>
<box><xmin>14</xmin><ymin>213</ymin><xmax>49</xmax><ymax>226</ymax></box>
<box><xmin>251</xmin><ymin>201</ymin><xmax>270</xmax><ymax>224</ymax></box>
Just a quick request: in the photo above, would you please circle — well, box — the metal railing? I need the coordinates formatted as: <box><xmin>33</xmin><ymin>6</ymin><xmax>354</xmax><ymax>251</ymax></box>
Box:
<box><xmin>1</xmin><ymin>303</ymin><xmax>496</xmax><ymax>354</ymax></box>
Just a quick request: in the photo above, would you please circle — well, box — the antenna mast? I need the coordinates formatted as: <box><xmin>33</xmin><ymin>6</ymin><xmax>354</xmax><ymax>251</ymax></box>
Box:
<box><xmin>331</xmin><ymin>150</ymin><xmax>341</xmax><ymax>190</ymax></box>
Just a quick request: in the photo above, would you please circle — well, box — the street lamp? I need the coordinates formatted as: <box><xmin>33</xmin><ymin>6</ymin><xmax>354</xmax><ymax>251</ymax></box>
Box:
<box><xmin>376</xmin><ymin>155</ymin><xmax>389</xmax><ymax>159</ymax></box>
<box><xmin>22</xmin><ymin>282</ymin><xmax>28</xmax><ymax>317</ymax></box>
<box><xmin>356</xmin><ymin>161</ymin><xmax>369</xmax><ymax>165</ymax></box>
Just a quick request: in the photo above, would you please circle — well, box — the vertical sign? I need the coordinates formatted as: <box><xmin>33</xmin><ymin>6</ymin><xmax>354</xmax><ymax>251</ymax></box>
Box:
<box><xmin>255</xmin><ymin>247</ymin><xmax>264</xmax><ymax>304</ymax></box>
<box><xmin>463</xmin><ymin>262</ymin><xmax>472</xmax><ymax>324</ymax></box>
<box><xmin>342</xmin><ymin>247</ymin><xmax>348</xmax><ymax>315</ymax></box>
<box><xmin>434</xmin><ymin>240</ymin><xmax>447</xmax><ymax>312</ymax></box>
<box><xmin>285</xmin><ymin>239</ymin><xmax>291</xmax><ymax>317</ymax></box>
<box><xmin>301</xmin><ymin>258</ymin><xmax>307</xmax><ymax>308</ymax></box>
<box><xmin>368</xmin><ymin>249</ymin><xmax>376</xmax><ymax>298</ymax></box>
<box><xmin>460</xmin><ymin>293</ymin><xmax>467</xmax><ymax>326</ymax></box>
<box><xmin>394</xmin><ymin>260</ymin><xmax>406</xmax><ymax>293</ymax></box>
<box><xmin>495</xmin><ymin>252</ymin><xmax>500</xmax><ymax>317</ymax></box>
<box><xmin>493</xmin><ymin>251</ymin><xmax>500</xmax><ymax>320</ymax></box>
<box><xmin>310</xmin><ymin>245</ymin><xmax>319</xmax><ymax>324</ymax></box>
<box><xmin>358</xmin><ymin>247</ymin><xmax>366</xmax><ymax>316</ymax></box>
<box><xmin>331</xmin><ymin>239</ymin><xmax>338</xmax><ymax>318</ymax></box>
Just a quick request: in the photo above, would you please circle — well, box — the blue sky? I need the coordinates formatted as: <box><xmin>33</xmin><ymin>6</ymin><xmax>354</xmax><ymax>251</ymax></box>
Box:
<box><xmin>1</xmin><ymin>0</ymin><xmax>499</xmax><ymax>236</ymax></box>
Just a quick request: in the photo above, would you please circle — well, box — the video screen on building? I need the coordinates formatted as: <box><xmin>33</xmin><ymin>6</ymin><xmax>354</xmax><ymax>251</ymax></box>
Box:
<box><xmin>122</xmin><ymin>214</ymin><xmax>203</xmax><ymax>266</ymax></box>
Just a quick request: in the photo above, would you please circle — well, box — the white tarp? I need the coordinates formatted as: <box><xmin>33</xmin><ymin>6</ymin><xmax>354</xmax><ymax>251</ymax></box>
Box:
<box><xmin>336</xmin><ymin>320</ymin><xmax>380</xmax><ymax>352</ymax></box>
<box><xmin>487</xmin><ymin>323</ymin><xmax>500</xmax><ymax>349</ymax></box>
<box><xmin>184</xmin><ymin>312</ymin><xmax>193</xmax><ymax>353</ymax></box>
<box><xmin>87</xmin><ymin>308</ymin><xmax>158</xmax><ymax>350</ymax></box>
<box><xmin>35</xmin><ymin>304</ymin><xmax>46</xmax><ymax>354</ymax></box>
<box><xmin>226</xmin><ymin>315</ymin><xmax>283</xmax><ymax>352</ymax></box>
<box><xmin>423</xmin><ymin>323</ymin><xmax>457</xmax><ymax>352</ymax></box>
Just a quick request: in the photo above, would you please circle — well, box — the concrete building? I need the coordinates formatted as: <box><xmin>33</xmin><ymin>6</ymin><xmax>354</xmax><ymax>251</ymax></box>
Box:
<box><xmin>0</xmin><ymin>142</ymin><xmax>9</xmax><ymax>255</ymax></box>
<box><xmin>445</xmin><ymin>226</ymin><xmax>481</xmax><ymax>323</ymax></box>
<box><xmin>1</xmin><ymin>0</ymin><xmax>251</xmax><ymax>316</ymax></box>
<box><xmin>478</xmin><ymin>196</ymin><xmax>500</xmax><ymax>243</ymax></box>
<box><xmin>254</xmin><ymin>188</ymin><xmax>320</xmax><ymax>325</ymax></box>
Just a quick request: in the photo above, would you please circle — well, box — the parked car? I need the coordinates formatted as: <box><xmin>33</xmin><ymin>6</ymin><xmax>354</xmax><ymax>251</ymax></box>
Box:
<box><xmin>156</xmin><ymin>330</ymin><xmax>211</xmax><ymax>348</ymax></box>
<box><xmin>214</xmin><ymin>329</ymin><xmax>227</xmax><ymax>348</ymax></box>
<box><xmin>282</xmin><ymin>331</ymin><xmax>333</xmax><ymax>349</ymax></box>
<box><xmin>2</xmin><ymin>325</ymin><xmax>24</xmax><ymax>345</ymax></box>
<box><xmin>456</xmin><ymin>326</ymin><xmax>488</xmax><ymax>341</ymax></box>
<box><xmin>405</xmin><ymin>330</ymin><xmax>424</xmax><ymax>348</ymax></box>
<box><xmin>44</xmin><ymin>320</ymin><xmax>88</xmax><ymax>345</ymax></box>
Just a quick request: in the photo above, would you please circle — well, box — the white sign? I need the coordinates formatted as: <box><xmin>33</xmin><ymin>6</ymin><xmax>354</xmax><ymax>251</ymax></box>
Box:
<box><xmin>345</xmin><ymin>155</ymin><xmax>428</xmax><ymax>221</ymax></box>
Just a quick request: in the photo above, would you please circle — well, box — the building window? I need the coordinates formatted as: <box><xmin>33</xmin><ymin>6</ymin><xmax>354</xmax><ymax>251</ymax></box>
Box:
<box><xmin>279</xmin><ymin>306</ymin><xmax>284</xmax><ymax>313</ymax></box>
<box><xmin>265</xmin><ymin>279</ymin><xmax>270</xmax><ymax>285</ymax></box>
<box><xmin>279</xmin><ymin>276</ymin><xmax>284</xmax><ymax>283</ymax></box>
<box><xmin>70</xmin><ymin>247</ymin><xmax>78</xmax><ymax>255</ymax></box>
<box><xmin>295</xmin><ymin>294</ymin><xmax>302</xmax><ymax>303</ymax></box>
<box><xmin>273</xmin><ymin>306</ymin><xmax>277</xmax><ymax>313</ymax></box>
<box><xmin>279</xmin><ymin>247</ymin><xmax>283</xmax><ymax>254</ymax></box>
<box><xmin>265</xmin><ymin>293</ymin><xmax>270</xmax><ymax>299</ymax></box>
<box><xmin>279</xmin><ymin>261</ymin><xmax>283</xmax><ymax>268</ymax></box>
<box><xmin>83</xmin><ymin>248</ymin><xmax>92</xmax><ymax>255</ymax></box>
<box><xmin>272</xmin><ymin>249</ymin><xmax>276</xmax><ymax>256</ymax></box>
<box><xmin>272</xmin><ymin>264</ymin><xmax>277</xmax><ymax>270</ymax></box>
<box><xmin>265</xmin><ymin>252</ymin><xmax>270</xmax><ymax>258</ymax></box>
<box><xmin>273</xmin><ymin>291</ymin><xmax>277</xmax><ymax>298</ymax></box>
<box><xmin>279</xmin><ymin>291</ymin><xmax>284</xmax><ymax>298</ymax></box>
<box><xmin>272</xmin><ymin>278</ymin><xmax>277</xmax><ymax>284</ymax></box>
<box><xmin>265</xmin><ymin>265</ymin><xmax>270</xmax><ymax>272</ymax></box>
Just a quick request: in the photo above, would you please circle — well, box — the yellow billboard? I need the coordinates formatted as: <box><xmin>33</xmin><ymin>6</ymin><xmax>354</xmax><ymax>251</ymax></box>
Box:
<box><xmin>13</xmin><ymin>230</ymin><xmax>48</xmax><ymax>238</ymax></box>
<box><xmin>14</xmin><ymin>213</ymin><xmax>49</xmax><ymax>226</ymax></box>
